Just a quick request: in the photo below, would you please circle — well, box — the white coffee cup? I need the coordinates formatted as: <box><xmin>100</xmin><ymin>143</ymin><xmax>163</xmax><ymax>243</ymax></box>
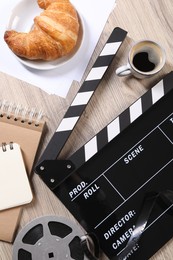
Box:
<box><xmin>116</xmin><ymin>40</ymin><xmax>166</xmax><ymax>79</ymax></box>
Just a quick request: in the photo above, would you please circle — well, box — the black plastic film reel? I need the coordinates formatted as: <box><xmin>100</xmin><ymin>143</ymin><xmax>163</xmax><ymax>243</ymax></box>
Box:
<box><xmin>13</xmin><ymin>216</ymin><xmax>99</xmax><ymax>260</ymax></box>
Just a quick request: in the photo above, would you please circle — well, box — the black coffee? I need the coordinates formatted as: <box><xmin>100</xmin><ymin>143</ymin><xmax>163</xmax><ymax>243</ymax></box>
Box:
<box><xmin>133</xmin><ymin>52</ymin><xmax>156</xmax><ymax>72</ymax></box>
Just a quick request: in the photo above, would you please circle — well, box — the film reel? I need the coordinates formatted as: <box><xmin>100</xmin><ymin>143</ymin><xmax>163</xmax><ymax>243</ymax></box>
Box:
<box><xmin>13</xmin><ymin>216</ymin><xmax>99</xmax><ymax>260</ymax></box>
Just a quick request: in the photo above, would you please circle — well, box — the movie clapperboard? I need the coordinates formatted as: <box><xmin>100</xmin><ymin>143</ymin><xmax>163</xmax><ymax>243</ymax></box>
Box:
<box><xmin>35</xmin><ymin>27</ymin><xmax>173</xmax><ymax>260</ymax></box>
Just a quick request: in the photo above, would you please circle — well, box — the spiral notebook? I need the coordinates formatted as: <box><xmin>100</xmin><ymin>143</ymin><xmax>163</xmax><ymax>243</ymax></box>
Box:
<box><xmin>0</xmin><ymin>143</ymin><xmax>33</xmax><ymax>211</ymax></box>
<box><xmin>0</xmin><ymin>100</ymin><xmax>45</xmax><ymax>242</ymax></box>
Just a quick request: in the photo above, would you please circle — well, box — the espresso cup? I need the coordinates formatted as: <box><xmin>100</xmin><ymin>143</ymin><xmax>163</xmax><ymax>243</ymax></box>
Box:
<box><xmin>116</xmin><ymin>40</ymin><xmax>166</xmax><ymax>79</ymax></box>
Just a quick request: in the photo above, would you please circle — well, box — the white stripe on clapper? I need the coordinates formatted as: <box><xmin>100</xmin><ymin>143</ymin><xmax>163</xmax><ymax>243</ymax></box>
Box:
<box><xmin>86</xmin><ymin>66</ymin><xmax>108</xmax><ymax>81</ymax></box>
<box><xmin>130</xmin><ymin>98</ymin><xmax>142</xmax><ymax>123</ymax></box>
<box><xmin>57</xmin><ymin>117</ymin><xmax>79</xmax><ymax>132</ymax></box>
<box><xmin>107</xmin><ymin>117</ymin><xmax>120</xmax><ymax>142</ymax></box>
<box><xmin>152</xmin><ymin>80</ymin><xmax>164</xmax><ymax>104</ymax></box>
<box><xmin>100</xmin><ymin>42</ymin><xmax>121</xmax><ymax>56</ymax></box>
<box><xmin>84</xmin><ymin>136</ymin><xmax>98</xmax><ymax>161</ymax></box>
<box><xmin>71</xmin><ymin>91</ymin><xmax>93</xmax><ymax>106</ymax></box>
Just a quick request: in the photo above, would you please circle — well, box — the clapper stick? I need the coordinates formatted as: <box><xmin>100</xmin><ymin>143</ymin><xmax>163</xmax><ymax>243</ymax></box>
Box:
<box><xmin>36</xmin><ymin>27</ymin><xmax>127</xmax><ymax>164</ymax></box>
<box><xmin>68</xmin><ymin>71</ymin><xmax>173</xmax><ymax>167</ymax></box>
<box><xmin>36</xmin><ymin>71</ymin><xmax>173</xmax><ymax>190</ymax></box>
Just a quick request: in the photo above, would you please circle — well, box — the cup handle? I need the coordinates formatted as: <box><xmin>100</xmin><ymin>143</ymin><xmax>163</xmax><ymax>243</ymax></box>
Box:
<box><xmin>116</xmin><ymin>64</ymin><xmax>131</xmax><ymax>77</ymax></box>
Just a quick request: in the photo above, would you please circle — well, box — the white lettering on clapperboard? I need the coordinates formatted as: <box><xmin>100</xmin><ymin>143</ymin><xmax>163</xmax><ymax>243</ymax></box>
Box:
<box><xmin>104</xmin><ymin>210</ymin><xmax>136</xmax><ymax>240</ymax></box>
<box><xmin>69</xmin><ymin>181</ymin><xmax>87</xmax><ymax>199</ymax></box>
<box><xmin>83</xmin><ymin>184</ymin><xmax>100</xmax><ymax>199</ymax></box>
<box><xmin>103</xmin><ymin>210</ymin><xmax>139</xmax><ymax>253</ymax></box>
<box><xmin>124</xmin><ymin>145</ymin><xmax>144</xmax><ymax>164</ymax></box>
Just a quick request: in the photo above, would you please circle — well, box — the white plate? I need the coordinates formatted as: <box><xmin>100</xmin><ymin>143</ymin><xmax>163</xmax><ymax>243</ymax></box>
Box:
<box><xmin>6</xmin><ymin>0</ymin><xmax>85</xmax><ymax>70</ymax></box>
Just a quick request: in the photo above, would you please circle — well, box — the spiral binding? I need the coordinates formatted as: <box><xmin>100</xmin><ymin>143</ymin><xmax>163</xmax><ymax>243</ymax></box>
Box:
<box><xmin>1</xmin><ymin>142</ymin><xmax>13</xmax><ymax>152</ymax></box>
<box><xmin>0</xmin><ymin>100</ymin><xmax>43</xmax><ymax>126</ymax></box>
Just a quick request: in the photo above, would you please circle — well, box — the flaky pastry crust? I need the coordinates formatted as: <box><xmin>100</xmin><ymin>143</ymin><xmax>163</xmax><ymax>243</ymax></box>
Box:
<box><xmin>4</xmin><ymin>0</ymin><xmax>79</xmax><ymax>60</ymax></box>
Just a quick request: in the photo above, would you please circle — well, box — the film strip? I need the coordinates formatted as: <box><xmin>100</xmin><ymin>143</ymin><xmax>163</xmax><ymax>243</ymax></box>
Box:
<box><xmin>35</xmin><ymin>27</ymin><xmax>127</xmax><ymax>165</ymax></box>
<box><xmin>12</xmin><ymin>216</ymin><xmax>100</xmax><ymax>260</ymax></box>
<box><xmin>36</xmin><ymin>72</ymin><xmax>173</xmax><ymax>190</ymax></box>
<box><xmin>115</xmin><ymin>190</ymin><xmax>173</xmax><ymax>260</ymax></box>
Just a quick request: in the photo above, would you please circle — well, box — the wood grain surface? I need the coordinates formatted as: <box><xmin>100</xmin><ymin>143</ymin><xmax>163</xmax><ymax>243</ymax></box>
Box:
<box><xmin>1</xmin><ymin>0</ymin><xmax>173</xmax><ymax>259</ymax></box>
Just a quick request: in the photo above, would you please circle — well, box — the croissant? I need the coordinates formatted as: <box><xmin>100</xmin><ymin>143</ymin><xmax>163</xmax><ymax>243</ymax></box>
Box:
<box><xmin>4</xmin><ymin>0</ymin><xmax>80</xmax><ymax>60</ymax></box>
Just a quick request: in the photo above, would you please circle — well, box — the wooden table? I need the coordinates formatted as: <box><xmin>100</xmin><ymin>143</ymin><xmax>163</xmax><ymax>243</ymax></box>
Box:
<box><xmin>1</xmin><ymin>0</ymin><xmax>173</xmax><ymax>259</ymax></box>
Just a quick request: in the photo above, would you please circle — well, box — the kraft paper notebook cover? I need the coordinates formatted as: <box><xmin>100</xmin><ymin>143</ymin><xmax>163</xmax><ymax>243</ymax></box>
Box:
<box><xmin>0</xmin><ymin>143</ymin><xmax>33</xmax><ymax>211</ymax></box>
<box><xmin>0</xmin><ymin>101</ymin><xmax>45</xmax><ymax>242</ymax></box>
